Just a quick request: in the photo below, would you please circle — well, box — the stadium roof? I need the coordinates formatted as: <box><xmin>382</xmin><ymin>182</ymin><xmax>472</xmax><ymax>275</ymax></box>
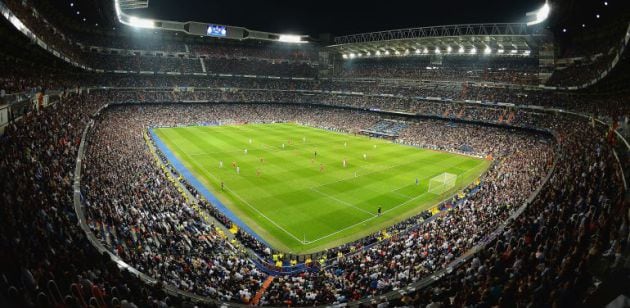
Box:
<box><xmin>326</xmin><ymin>23</ymin><xmax>543</xmax><ymax>57</ymax></box>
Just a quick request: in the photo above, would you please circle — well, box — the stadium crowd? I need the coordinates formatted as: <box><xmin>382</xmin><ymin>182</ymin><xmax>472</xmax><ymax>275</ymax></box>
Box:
<box><xmin>0</xmin><ymin>1</ymin><xmax>628</xmax><ymax>306</ymax></box>
<box><xmin>340</xmin><ymin>56</ymin><xmax>541</xmax><ymax>85</ymax></box>
<box><xmin>0</xmin><ymin>80</ymin><xmax>626</xmax><ymax>308</ymax></box>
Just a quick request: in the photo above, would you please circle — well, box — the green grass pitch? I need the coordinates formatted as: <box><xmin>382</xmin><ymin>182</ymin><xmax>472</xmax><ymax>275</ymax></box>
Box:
<box><xmin>153</xmin><ymin>123</ymin><xmax>491</xmax><ymax>254</ymax></box>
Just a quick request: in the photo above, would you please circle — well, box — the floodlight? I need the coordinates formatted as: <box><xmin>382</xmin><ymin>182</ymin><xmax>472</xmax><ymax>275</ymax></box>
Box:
<box><xmin>366</xmin><ymin>52</ymin><xmax>371</xmax><ymax>56</ymax></box>
<box><xmin>526</xmin><ymin>2</ymin><xmax>551</xmax><ymax>26</ymax></box>
<box><xmin>484</xmin><ymin>46</ymin><xmax>492</xmax><ymax>54</ymax></box>
<box><xmin>435</xmin><ymin>47</ymin><xmax>441</xmax><ymax>54</ymax></box>
<box><xmin>415</xmin><ymin>49</ymin><xmax>421</xmax><ymax>54</ymax></box>
<box><xmin>511</xmin><ymin>49</ymin><xmax>518</xmax><ymax>54</ymax></box>
<box><xmin>395</xmin><ymin>50</ymin><xmax>400</xmax><ymax>55</ymax></box>
<box><xmin>470</xmin><ymin>47</ymin><xmax>477</xmax><ymax>54</ymax></box>
<box><xmin>349</xmin><ymin>53</ymin><xmax>355</xmax><ymax>59</ymax></box>
<box><xmin>596</xmin><ymin>14</ymin><xmax>600</xmax><ymax>19</ymax></box>
<box><xmin>458</xmin><ymin>46</ymin><xmax>465</xmax><ymax>53</ymax></box>
<box><xmin>523</xmin><ymin>50</ymin><xmax>531</xmax><ymax>55</ymax></box>
<box><xmin>423</xmin><ymin>47</ymin><xmax>428</xmax><ymax>54</ymax></box>
<box><xmin>128</xmin><ymin>16</ymin><xmax>155</xmax><ymax>29</ymax></box>
<box><xmin>384</xmin><ymin>50</ymin><xmax>390</xmax><ymax>55</ymax></box>
<box><xmin>498</xmin><ymin>49</ymin><xmax>504</xmax><ymax>54</ymax></box>
<box><xmin>278</xmin><ymin>35</ymin><xmax>303</xmax><ymax>43</ymax></box>
<box><xmin>376</xmin><ymin>51</ymin><xmax>381</xmax><ymax>56</ymax></box>
<box><xmin>446</xmin><ymin>46</ymin><xmax>452</xmax><ymax>53</ymax></box>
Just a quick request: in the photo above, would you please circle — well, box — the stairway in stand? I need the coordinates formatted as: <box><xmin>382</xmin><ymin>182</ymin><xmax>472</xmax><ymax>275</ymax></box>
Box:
<box><xmin>251</xmin><ymin>276</ymin><xmax>275</xmax><ymax>305</ymax></box>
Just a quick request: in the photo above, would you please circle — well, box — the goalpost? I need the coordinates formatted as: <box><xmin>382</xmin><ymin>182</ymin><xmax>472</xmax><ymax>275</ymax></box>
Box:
<box><xmin>428</xmin><ymin>172</ymin><xmax>457</xmax><ymax>195</ymax></box>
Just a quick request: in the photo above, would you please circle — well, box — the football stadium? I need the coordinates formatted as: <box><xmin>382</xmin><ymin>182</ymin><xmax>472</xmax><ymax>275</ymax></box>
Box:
<box><xmin>0</xmin><ymin>0</ymin><xmax>628</xmax><ymax>307</ymax></box>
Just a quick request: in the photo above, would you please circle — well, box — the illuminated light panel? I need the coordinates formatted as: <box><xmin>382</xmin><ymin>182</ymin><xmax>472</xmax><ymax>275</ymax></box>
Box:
<box><xmin>527</xmin><ymin>2</ymin><xmax>551</xmax><ymax>26</ymax></box>
<box><xmin>128</xmin><ymin>16</ymin><xmax>155</xmax><ymax>29</ymax></box>
<box><xmin>278</xmin><ymin>35</ymin><xmax>304</xmax><ymax>43</ymax></box>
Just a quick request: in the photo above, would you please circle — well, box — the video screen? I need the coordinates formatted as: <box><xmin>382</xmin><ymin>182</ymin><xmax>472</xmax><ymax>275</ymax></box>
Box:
<box><xmin>207</xmin><ymin>24</ymin><xmax>227</xmax><ymax>37</ymax></box>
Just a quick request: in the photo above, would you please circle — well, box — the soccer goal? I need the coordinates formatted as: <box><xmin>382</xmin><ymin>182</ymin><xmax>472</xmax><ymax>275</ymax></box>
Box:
<box><xmin>428</xmin><ymin>173</ymin><xmax>457</xmax><ymax>195</ymax></box>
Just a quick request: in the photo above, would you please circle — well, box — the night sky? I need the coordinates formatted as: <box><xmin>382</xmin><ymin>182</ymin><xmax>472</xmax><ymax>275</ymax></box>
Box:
<box><xmin>133</xmin><ymin>0</ymin><xmax>546</xmax><ymax>36</ymax></box>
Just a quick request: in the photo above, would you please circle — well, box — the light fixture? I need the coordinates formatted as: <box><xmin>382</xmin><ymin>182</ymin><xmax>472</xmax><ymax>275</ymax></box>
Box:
<box><xmin>458</xmin><ymin>46</ymin><xmax>465</xmax><ymax>53</ymax></box>
<box><xmin>484</xmin><ymin>46</ymin><xmax>492</xmax><ymax>54</ymax></box>
<box><xmin>526</xmin><ymin>2</ymin><xmax>551</xmax><ymax>26</ymax></box>
<box><xmin>446</xmin><ymin>46</ymin><xmax>452</xmax><ymax>53</ymax></box>
<box><xmin>278</xmin><ymin>35</ymin><xmax>304</xmax><ymax>43</ymax></box>
<box><xmin>470</xmin><ymin>47</ymin><xmax>477</xmax><ymax>54</ymax></box>
<box><xmin>128</xmin><ymin>16</ymin><xmax>155</xmax><ymax>29</ymax></box>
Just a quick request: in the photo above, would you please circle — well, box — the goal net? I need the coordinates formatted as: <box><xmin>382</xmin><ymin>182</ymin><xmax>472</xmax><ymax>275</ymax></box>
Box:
<box><xmin>428</xmin><ymin>173</ymin><xmax>457</xmax><ymax>195</ymax></box>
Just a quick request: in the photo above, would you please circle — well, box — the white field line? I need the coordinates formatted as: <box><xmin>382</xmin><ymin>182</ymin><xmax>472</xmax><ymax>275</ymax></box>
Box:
<box><xmin>305</xmin><ymin>163</ymin><xmax>485</xmax><ymax>244</ymax></box>
<box><xmin>310</xmin><ymin>187</ymin><xmax>377</xmax><ymax>217</ymax></box>
<box><xmin>304</xmin><ymin>190</ymin><xmax>432</xmax><ymax>244</ymax></box>
<box><xmin>223</xmin><ymin>186</ymin><xmax>306</xmax><ymax>244</ymax></box>
<box><xmin>162</xmin><ymin>135</ymin><xmax>306</xmax><ymax>244</ymax></box>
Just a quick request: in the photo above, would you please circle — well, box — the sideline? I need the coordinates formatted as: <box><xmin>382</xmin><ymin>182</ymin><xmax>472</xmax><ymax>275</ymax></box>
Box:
<box><xmin>149</xmin><ymin>128</ymin><xmax>273</xmax><ymax>247</ymax></box>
